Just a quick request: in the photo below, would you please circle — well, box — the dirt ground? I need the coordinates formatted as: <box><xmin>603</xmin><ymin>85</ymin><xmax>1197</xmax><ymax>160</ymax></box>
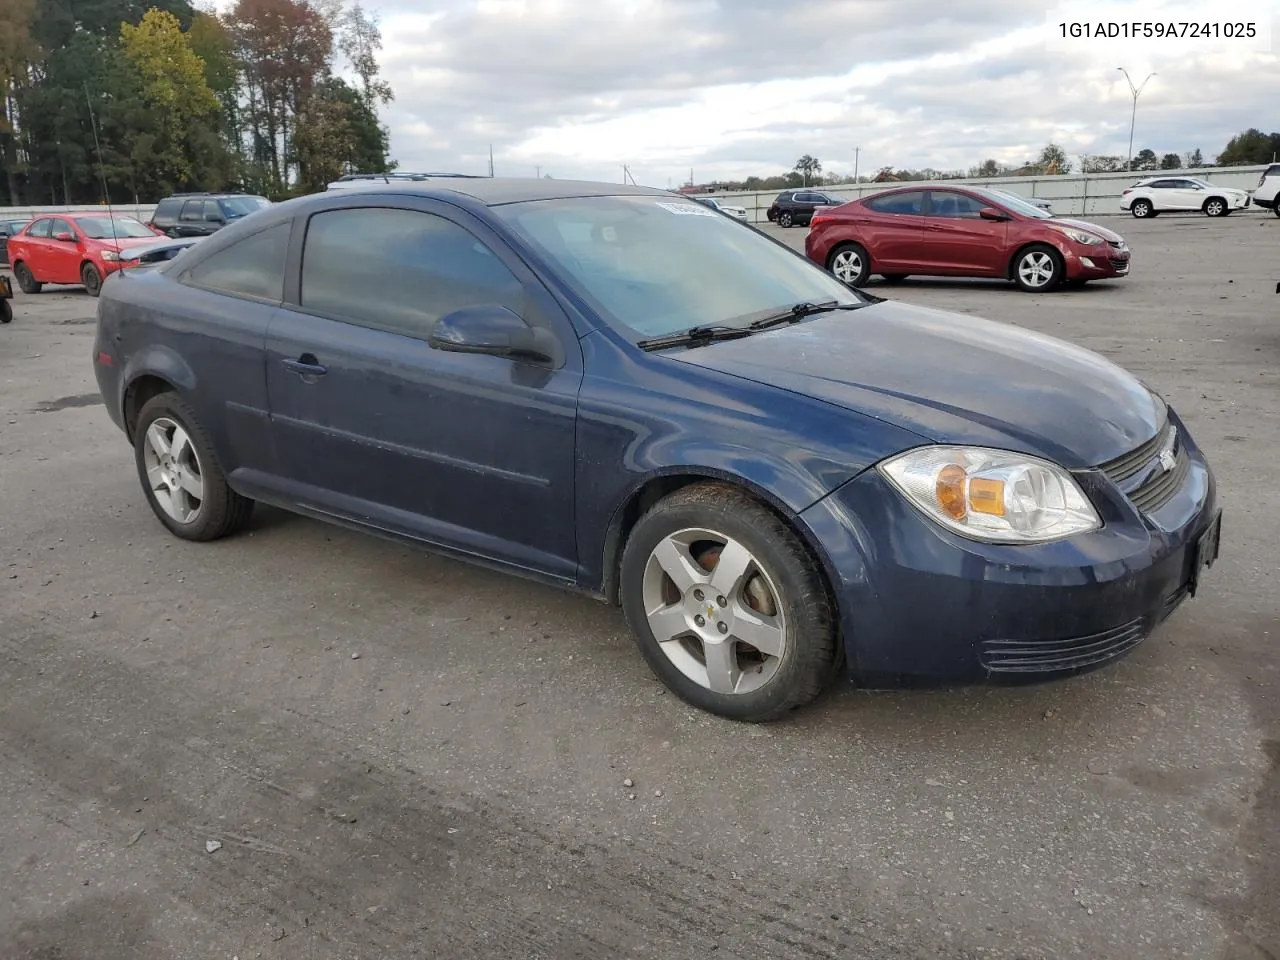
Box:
<box><xmin>1</xmin><ymin>209</ymin><xmax>1277</xmax><ymax>960</ymax></box>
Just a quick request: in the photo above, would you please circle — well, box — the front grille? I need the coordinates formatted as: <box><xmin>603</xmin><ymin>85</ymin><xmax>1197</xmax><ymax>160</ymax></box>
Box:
<box><xmin>1109</xmin><ymin>258</ymin><xmax>1130</xmax><ymax>271</ymax></box>
<box><xmin>980</xmin><ymin>619</ymin><xmax>1146</xmax><ymax>673</ymax></box>
<box><xmin>1097</xmin><ymin>422</ymin><xmax>1188</xmax><ymax>514</ymax></box>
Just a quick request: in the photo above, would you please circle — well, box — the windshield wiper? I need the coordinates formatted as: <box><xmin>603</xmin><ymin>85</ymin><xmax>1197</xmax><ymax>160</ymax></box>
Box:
<box><xmin>747</xmin><ymin>300</ymin><xmax>868</xmax><ymax>331</ymax></box>
<box><xmin>636</xmin><ymin>324</ymin><xmax>758</xmax><ymax>352</ymax></box>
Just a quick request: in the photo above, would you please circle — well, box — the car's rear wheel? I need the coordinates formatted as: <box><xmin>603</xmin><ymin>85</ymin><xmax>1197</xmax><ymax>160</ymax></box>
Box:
<box><xmin>1130</xmin><ymin>199</ymin><xmax>1153</xmax><ymax>218</ymax></box>
<box><xmin>828</xmin><ymin>242</ymin><xmax>870</xmax><ymax>286</ymax></box>
<box><xmin>1012</xmin><ymin>244</ymin><xmax>1063</xmax><ymax>292</ymax></box>
<box><xmin>13</xmin><ymin>261</ymin><xmax>41</xmax><ymax>294</ymax></box>
<box><xmin>81</xmin><ymin>262</ymin><xmax>103</xmax><ymax>298</ymax></box>
<box><xmin>881</xmin><ymin>274</ymin><xmax>909</xmax><ymax>283</ymax></box>
<box><xmin>619</xmin><ymin>483</ymin><xmax>837</xmax><ymax>722</ymax></box>
<box><xmin>1274</xmin><ymin>202</ymin><xmax>1280</xmax><ymax>219</ymax></box>
<box><xmin>134</xmin><ymin>393</ymin><xmax>254</xmax><ymax>542</ymax></box>
<box><xmin>1203</xmin><ymin>197</ymin><xmax>1228</xmax><ymax>217</ymax></box>
<box><xmin>778</xmin><ymin>211</ymin><xmax>793</xmax><ymax>228</ymax></box>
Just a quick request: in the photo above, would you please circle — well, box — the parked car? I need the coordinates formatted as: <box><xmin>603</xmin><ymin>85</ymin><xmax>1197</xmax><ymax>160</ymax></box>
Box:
<box><xmin>695</xmin><ymin>196</ymin><xmax>749</xmax><ymax>221</ymax></box>
<box><xmin>806</xmin><ymin>185</ymin><xmax>1131</xmax><ymax>292</ymax></box>
<box><xmin>1120</xmin><ymin>176</ymin><xmax>1251</xmax><ymax>218</ymax></box>
<box><xmin>7</xmin><ymin>213</ymin><xmax>164</xmax><ymax>297</ymax></box>
<box><xmin>1250</xmin><ymin>163</ymin><xmax>1280</xmax><ymax>216</ymax></box>
<box><xmin>1</xmin><ymin>217</ymin><xmax>31</xmax><ymax>266</ymax></box>
<box><xmin>93</xmin><ymin>178</ymin><xmax>1220</xmax><ymax>722</ymax></box>
<box><xmin>766</xmin><ymin>189</ymin><xmax>847</xmax><ymax>227</ymax></box>
<box><xmin>148</xmin><ymin>192</ymin><xmax>271</xmax><ymax>238</ymax></box>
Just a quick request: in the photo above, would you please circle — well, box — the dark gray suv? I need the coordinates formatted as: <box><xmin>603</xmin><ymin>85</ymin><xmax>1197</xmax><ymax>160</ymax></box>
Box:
<box><xmin>148</xmin><ymin>193</ymin><xmax>271</xmax><ymax>238</ymax></box>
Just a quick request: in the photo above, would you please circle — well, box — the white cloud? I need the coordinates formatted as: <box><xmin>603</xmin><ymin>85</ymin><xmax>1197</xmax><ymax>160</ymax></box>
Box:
<box><xmin>216</xmin><ymin>0</ymin><xmax>1280</xmax><ymax>183</ymax></box>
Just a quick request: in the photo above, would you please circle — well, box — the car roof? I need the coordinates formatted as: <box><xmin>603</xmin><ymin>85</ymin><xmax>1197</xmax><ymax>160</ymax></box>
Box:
<box><xmin>307</xmin><ymin>177</ymin><xmax>670</xmax><ymax>207</ymax></box>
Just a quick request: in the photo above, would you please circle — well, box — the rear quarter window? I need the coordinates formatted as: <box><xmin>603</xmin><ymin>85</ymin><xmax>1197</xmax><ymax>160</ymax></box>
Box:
<box><xmin>154</xmin><ymin>198</ymin><xmax>183</xmax><ymax>219</ymax></box>
<box><xmin>182</xmin><ymin>221</ymin><xmax>291</xmax><ymax>302</ymax></box>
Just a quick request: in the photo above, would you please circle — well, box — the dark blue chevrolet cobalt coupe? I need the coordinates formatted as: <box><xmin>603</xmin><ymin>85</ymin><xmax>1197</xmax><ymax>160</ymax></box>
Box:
<box><xmin>92</xmin><ymin>179</ymin><xmax>1221</xmax><ymax>721</ymax></box>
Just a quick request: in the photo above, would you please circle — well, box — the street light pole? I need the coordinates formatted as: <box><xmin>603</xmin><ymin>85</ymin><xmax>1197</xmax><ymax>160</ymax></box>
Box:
<box><xmin>1117</xmin><ymin>67</ymin><xmax>1156</xmax><ymax>172</ymax></box>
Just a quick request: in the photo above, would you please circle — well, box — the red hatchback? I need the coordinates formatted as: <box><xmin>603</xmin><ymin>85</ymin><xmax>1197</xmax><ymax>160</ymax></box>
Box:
<box><xmin>7</xmin><ymin>213</ymin><xmax>164</xmax><ymax>298</ymax></box>
<box><xmin>805</xmin><ymin>185</ymin><xmax>1131</xmax><ymax>292</ymax></box>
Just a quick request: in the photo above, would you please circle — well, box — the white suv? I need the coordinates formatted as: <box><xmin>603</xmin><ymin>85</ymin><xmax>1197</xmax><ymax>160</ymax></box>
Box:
<box><xmin>1251</xmin><ymin>163</ymin><xmax>1280</xmax><ymax>217</ymax></box>
<box><xmin>1120</xmin><ymin>176</ymin><xmax>1252</xmax><ymax>218</ymax></box>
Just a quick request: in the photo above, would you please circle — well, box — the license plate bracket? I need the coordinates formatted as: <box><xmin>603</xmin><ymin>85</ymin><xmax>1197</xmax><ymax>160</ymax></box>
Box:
<box><xmin>1188</xmin><ymin>510</ymin><xmax>1222</xmax><ymax>597</ymax></box>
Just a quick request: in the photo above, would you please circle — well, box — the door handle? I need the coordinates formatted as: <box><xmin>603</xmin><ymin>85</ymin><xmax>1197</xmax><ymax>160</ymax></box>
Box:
<box><xmin>281</xmin><ymin>353</ymin><xmax>328</xmax><ymax>377</ymax></box>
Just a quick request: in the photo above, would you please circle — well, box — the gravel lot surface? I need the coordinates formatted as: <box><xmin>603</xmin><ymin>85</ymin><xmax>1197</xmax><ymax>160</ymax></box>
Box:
<box><xmin>1</xmin><ymin>209</ymin><xmax>1276</xmax><ymax>959</ymax></box>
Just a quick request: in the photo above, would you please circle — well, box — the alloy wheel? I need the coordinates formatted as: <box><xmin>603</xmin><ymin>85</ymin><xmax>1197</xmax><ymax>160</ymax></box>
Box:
<box><xmin>831</xmin><ymin>248</ymin><xmax>864</xmax><ymax>284</ymax></box>
<box><xmin>1017</xmin><ymin>251</ymin><xmax>1056</xmax><ymax>289</ymax></box>
<box><xmin>142</xmin><ymin>417</ymin><xmax>205</xmax><ymax>525</ymax></box>
<box><xmin>641</xmin><ymin>528</ymin><xmax>787</xmax><ymax>696</ymax></box>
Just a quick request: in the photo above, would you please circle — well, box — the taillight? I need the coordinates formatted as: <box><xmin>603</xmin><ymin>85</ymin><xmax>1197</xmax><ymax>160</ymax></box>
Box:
<box><xmin>1121</xmin><ymin>188</ymin><xmax>1132</xmax><ymax>195</ymax></box>
<box><xmin>810</xmin><ymin>213</ymin><xmax>831</xmax><ymax>227</ymax></box>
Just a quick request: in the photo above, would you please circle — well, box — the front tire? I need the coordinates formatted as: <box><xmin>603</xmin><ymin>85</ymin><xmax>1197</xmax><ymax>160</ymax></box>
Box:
<box><xmin>619</xmin><ymin>483</ymin><xmax>837</xmax><ymax>722</ymax></box>
<box><xmin>1203</xmin><ymin>197</ymin><xmax>1228</xmax><ymax>217</ymax></box>
<box><xmin>1012</xmin><ymin>244</ymin><xmax>1063</xmax><ymax>292</ymax></box>
<box><xmin>81</xmin><ymin>262</ymin><xmax>103</xmax><ymax>298</ymax></box>
<box><xmin>14</xmin><ymin>261</ymin><xmax>41</xmax><ymax>294</ymax></box>
<box><xmin>133</xmin><ymin>393</ymin><xmax>254</xmax><ymax>542</ymax></box>
<box><xmin>1130</xmin><ymin>199</ymin><xmax>1153</xmax><ymax>219</ymax></box>
<box><xmin>828</xmin><ymin>242</ymin><xmax>870</xmax><ymax>287</ymax></box>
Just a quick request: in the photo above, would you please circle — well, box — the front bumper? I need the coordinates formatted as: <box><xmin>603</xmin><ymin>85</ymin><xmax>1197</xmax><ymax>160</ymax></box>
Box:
<box><xmin>798</xmin><ymin>414</ymin><xmax>1218</xmax><ymax>685</ymax></box>
<box><xmin>1061</xmin><ymin>238</ymin><xmax>1130</xmax><ymax>279</ymax></box>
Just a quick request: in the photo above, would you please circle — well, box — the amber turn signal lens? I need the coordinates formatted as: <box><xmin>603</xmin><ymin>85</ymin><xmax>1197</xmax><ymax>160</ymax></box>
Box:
<box><xmin>936</xmin><ymin>464</ymin><xmax>967</xmax><ymax>520</ymax></box>
<box><xmin>968</xmin><ymin>477</ymin><xmax>1006</xmax><ymax>516</ymax></box>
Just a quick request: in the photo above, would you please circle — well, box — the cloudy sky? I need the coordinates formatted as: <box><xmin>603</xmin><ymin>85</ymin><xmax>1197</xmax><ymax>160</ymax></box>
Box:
<box><xmin>229</xmin><ymin>0</ymin><xmax>1280</xmax><ymax>185</ymax></box>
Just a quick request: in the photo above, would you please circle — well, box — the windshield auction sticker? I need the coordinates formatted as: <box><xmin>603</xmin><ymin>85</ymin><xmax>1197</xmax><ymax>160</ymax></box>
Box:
<box><xmin>654</xmin><ymin>201</ymin><xmax>719</xmax><ymax>217</ymax></box>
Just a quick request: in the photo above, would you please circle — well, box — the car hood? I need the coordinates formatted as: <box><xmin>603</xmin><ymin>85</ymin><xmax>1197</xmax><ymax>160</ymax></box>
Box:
<box><xmin>664</xmin><ymin>300</ymin><xmax>1163</xmax><ymax>469</ymax></box>
<box><xmin>1048</xmin><ymin>217</ymin><xmax>1125</xmax><ymax>243</ymax></box>
<box><xmin>93</xmin><ymin>236</ymin><xmax>164</xmax><ymax>252</ymax></box>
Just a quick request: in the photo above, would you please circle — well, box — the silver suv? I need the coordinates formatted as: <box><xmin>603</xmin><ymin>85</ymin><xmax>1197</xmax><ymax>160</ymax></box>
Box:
<box><xmin>1252</xmin><ymin>163</ymin><xmax>1280</xmax><ymax>217</ymax></box>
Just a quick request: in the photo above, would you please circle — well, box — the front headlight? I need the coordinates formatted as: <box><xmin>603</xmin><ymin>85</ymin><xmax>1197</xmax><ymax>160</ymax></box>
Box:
<box><xmin>1057</xmin><ymin>227</ymin><xmax>1102</xmax><ymax>245</ymax></box>
<box><xmin>879</xmin><ymin>446</ymin><xmax>1101</xmax><ymax>544</ymax></box>
<box><xmin>100</xmin><ymin>250</ymin><xmax>120</xmax><ymax>261</ymax></box>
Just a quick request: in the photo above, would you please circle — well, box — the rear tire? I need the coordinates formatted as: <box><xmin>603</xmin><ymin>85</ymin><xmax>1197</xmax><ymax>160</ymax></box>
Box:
<box><xmin>778</xmin><ymin>211</ymin><xmax>793</xmax><ymax>228</ymax></box>
<box><xmin>828</xmin><ymin>242</ymin><xmax>870</xmax><ymax>287</ymax></box>
<box><xmin>133</xmin><ymin>392</ymin><xmax>254</xmax><ymax>542</ymax></box>
<box><xmin>1130</xmin><ymin>199</ymin><xmax>1153</xmax><ymax>219</ymax></box>
<box><xmin>14</xmin><ymin>261</ymin><xmax>41</xmax><ymax>294</ymax></box>
<box><xmin>619</xmin><ymin>483</ymin><xmax>837</xmax><ymax>722</ymax></box>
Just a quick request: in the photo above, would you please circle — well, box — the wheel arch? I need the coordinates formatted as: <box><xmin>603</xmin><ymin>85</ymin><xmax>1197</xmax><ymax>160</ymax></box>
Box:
<box><xmin>1006</xmin><ymin>239</ymin><xmax>1065</xmax><ymax>280</ymax></box>
<box><xmin>120</xmin><ymin>350</ymin><xmax>198</xmax><ymax>443</ymax></box>
<box><xmin>599</xmin><ymin>469</ymin><xmax>843</xmax><ymax>621</ymax></box>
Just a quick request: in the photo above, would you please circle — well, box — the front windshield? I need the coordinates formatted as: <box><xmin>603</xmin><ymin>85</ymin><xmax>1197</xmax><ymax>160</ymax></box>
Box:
<box><xmin>219</xmin><ymin>196</ymin><xmax>270</xmax><ymax>217</ymax></box>
<box><xmin>977</xmin><ymin>188</ymin><xmax>1053</xmax><ymax>219</ymax></box>
<box><xmin>76</xmin><ymin>217</ymin><xmax>157</xmax><ymax>239</ymax></box>
<box><xmin>494</xmin><ymin>195</ymin><xmax>863</xmax><ymax>338</ymax></box>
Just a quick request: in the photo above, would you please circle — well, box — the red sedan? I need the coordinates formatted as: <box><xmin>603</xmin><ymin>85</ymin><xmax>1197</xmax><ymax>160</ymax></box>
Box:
<box><xmin>805</xmin><ymin>185</ymin><xmax>1131</xmax><ymax>292</ymax></box>
<box><xmin>7</xmin><ymin>213</ymin><xmax>164</xmax><ymax>298</ymax></box>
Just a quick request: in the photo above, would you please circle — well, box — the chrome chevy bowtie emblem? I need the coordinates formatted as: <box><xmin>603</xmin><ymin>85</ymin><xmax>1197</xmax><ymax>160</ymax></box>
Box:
<box><xmin>1157</xmin><ymin>430</ymin><xmax>1177</xmax><ymax>472</ymax></box>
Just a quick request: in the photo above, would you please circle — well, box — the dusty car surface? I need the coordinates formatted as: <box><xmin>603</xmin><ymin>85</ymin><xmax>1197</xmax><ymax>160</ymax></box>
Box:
<box><xmin>92</xmin><ymin>178</ymin><xmax>1221</xmax><ymax>721</ymax></box>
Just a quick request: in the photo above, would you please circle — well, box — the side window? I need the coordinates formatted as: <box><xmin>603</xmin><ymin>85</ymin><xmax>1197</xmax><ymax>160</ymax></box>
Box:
<box><xmin>929</xmin><ymin>192</ymin><xmax>987</xmax><ymax>218</ymax></box>
<box><xmin>866</xmin><ymin>191</ymin><xmax>926</xmax><ymax>215</ymax></box>
<box><xmin>299</xmin><ymin>207</ymin><xmax>525</xmax><ymax>341</ymax></box>
<box><xmin>203</xmin><ymin>200</ymin><xmax>223</xmax><ymax>221</ymax></box>
<box><xmin>155</xmin><ymin>198</ymin><xmax>181</xmax><ymax>220</ymax></box>
<box><xmin>183</xmin><ymin>221</ymin><xmax>291</xmax><ymax>301</ymax></box>
<box><xmin>27</xmin><ymin>219</ymin><xmax>52</xmax><ymax>238</ymax></box>
<box><xmin>49</xmin><ymin>218</ymin><xmax>73</xmax><ymax>237</ymax></box>
<box><xmin>180</xmin><ymin>200</ymin><xmax>205</xmax><ymax>222</ymax></box>
<box><xmin>1148</xmin><ymin>180</ymin><xmax>1175</xmax><ymax>190</ymax></box>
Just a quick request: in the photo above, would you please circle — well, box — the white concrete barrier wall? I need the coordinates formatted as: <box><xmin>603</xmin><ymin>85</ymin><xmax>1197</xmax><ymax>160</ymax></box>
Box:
<box><xmin>0</xmin><ymin>164</ymin><xmax>1267</xmax><ymax>223</ymax></box>
<box><xmin>0</xmin><ymin>203</ymin><xmax>157</xmax><ymax>222</ymax></box>
<box><xmin>696</xmin><ymin>165</ymin><xmax>1269</xmax><ymax>223</ymax></box>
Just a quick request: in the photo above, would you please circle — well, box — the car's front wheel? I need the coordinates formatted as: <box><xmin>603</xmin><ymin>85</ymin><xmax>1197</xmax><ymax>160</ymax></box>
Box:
<box><xmin>81</xmin><ymin>262</ymin><xmax>103</xmax><ymax>298</ymax></box>
<box><xmin>1203</xmin><ymin>197</ymin><xmax>1228</xmax><ymax>217</ymax></box>
<box><xmin>828</xmin><ymin>242</ymin><xmax>870</xmax><ymax>287</ymax></box>
<box><xmin>778</xmin><ymin>211</ymin><xmax>793</xmax><ymax>228</ymax></box>
<box><xmin>1013</xmin><ymin>244</ymin><xmax>1063</xmax><ymax>292</ymax></box>
<box><xmin>133</xmin><ymin>393</ymin><xmax>254</xmax><ymax>542</ymax></box>
<box><xmin>13</xmin><ymin>261</ymin><xmax>41</xmax><ymax>294</ymax></box>
<box><xmin>620</xmin><ymin>483</ymin><xmax>838</xmax><ymax>722</ymax></box>
<box><xmin>1130</xmin><ymin>199</ymin><xmax>1153</xmax><ymax>218</ymax></box>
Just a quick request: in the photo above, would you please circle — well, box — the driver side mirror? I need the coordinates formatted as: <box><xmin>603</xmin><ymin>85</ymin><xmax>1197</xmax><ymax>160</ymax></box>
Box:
<box><xmin>978</xmin><ymin>207</ymin><xmax>1010</xmax><ymax>221</ymax></box>
<box><xmin>54</xmin><ymin>231</ymin><xmax>76</xmax><ymax>242</ymax></box>
<box><xmin>429</xmin><ymin>304</ymin><xmax>557</xmax><ymax>364</ymax></box>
